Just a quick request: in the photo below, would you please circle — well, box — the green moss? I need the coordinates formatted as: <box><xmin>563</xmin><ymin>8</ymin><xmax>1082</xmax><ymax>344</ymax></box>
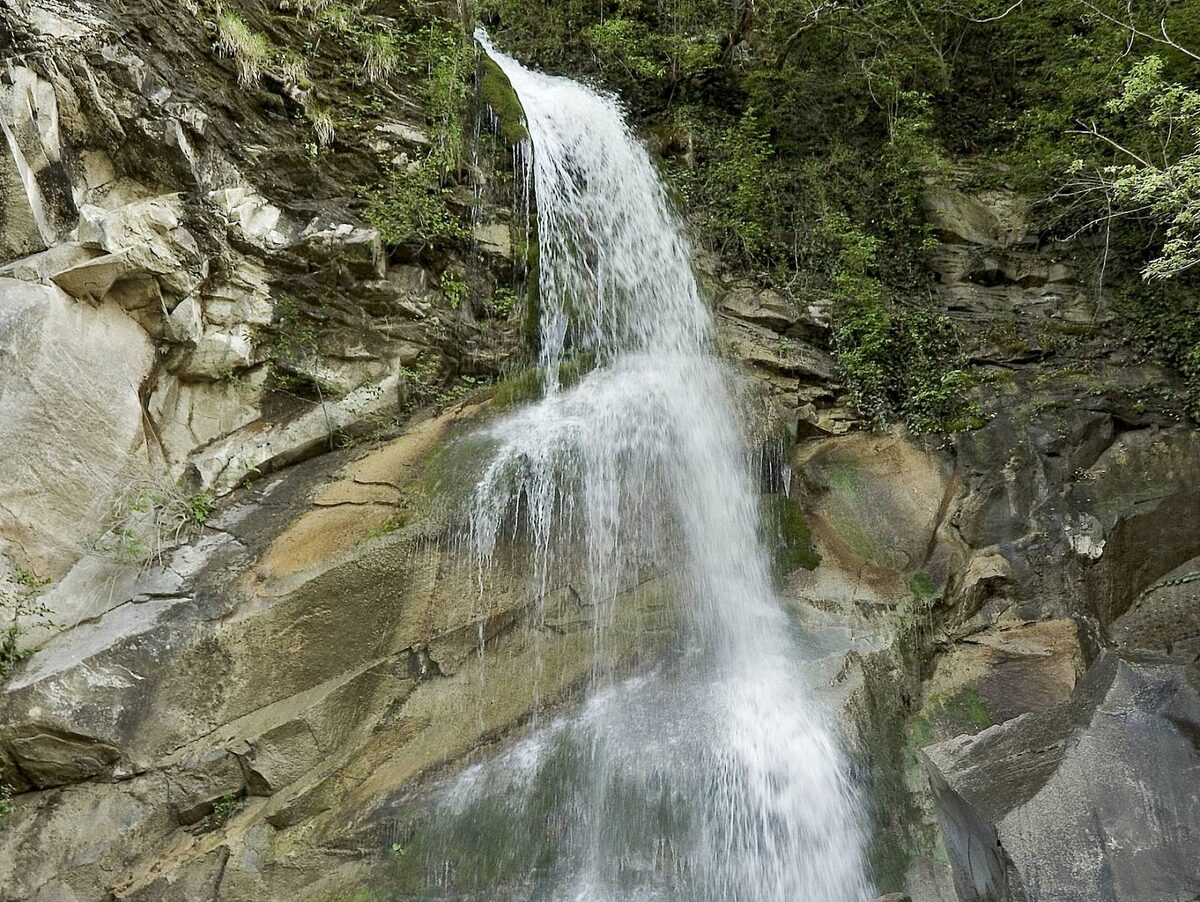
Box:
<box><xmin>490</xmin><ymin>352</ymin><xmax>597</xmax><ymax>408</ymax></box>
<box><xmin>761</xmin><ymin>494</ymin><xmax>820</xmax><ymax>578</ymax></box>
<box><xmin>905</xmin><ymin>570</ymin><xmax>937</xmax><ymax>604</ymax></box>
<box><xmin>365</xmin><ymin>510</ymin><xmax>409</xmax><ymax>540</ymax></box>
<box><xmin>943</xmin><ymin>687</ymin><xmax>993</xmax><ymax>732</ymax></box>
<box><xmin>479</xmin><ymin>56</ymin><xmax>529</xmax><ymax>146</ymax></box>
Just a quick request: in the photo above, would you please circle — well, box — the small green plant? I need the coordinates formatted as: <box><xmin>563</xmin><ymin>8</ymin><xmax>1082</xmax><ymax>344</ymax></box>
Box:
<box><xmin>441</xmin><ymin>275</ymin><xmax>468</xmax><ymax>310</ymax></box>
<box><xmin>199</xmin><ymin>791</ymin><xmax>242</xmax><ymax>832</ymax></box>
<box><xmin>186</xmin><ymin>492</ymin><xmax>216</xmax><ymax>525</ymax></box>
<box><xmin>1</xmin><ymin>579</ymin><xmax>53</xmax><ymax>681</ymax></box>
<box><xmin>12</xmin><ymin>565</ymin><xmax>48</xmax><ymax>590</ymax></box>
<box><xmin>215</xmin><ymin>12</ymin><xmax>271</xmax><ymax>87</ymax></box>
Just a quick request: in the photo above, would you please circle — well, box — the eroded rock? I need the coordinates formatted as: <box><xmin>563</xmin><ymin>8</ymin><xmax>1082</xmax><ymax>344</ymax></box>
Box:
<box><xmin>923</xmin><ymin>653</ymin><xmax>1200</xmax><ymax>902</ymax></box>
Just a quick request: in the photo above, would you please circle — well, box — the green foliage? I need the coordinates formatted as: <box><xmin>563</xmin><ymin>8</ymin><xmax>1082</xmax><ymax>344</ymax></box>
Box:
<box><xmin>441</xmin><ymin>274</ymin><xmax>468</xmax><ymax>310</ymax></box>
<box><xmin>420</xmin><ymin>19</ymin><xmax>472</xmax><ymax>175</ymax></box>
<box><xmin>186</xmin><ymin>492</ymin><xmax>216</xmax><ymax>525</ymax></box>
<box><xmin>1100</xmin><ymin>56</ymin><xmax>1200</xmax><ymax>282</ymax></box>
<box><xmin>1</xmin><ymin>571</ymin><xmax>53</xmax><ymax>680</ymax></box>
<box><xmin>1119</xmin><ymin>280</ymin><xmax>1200</xmax><ymax>420</ymax></box>
<box><xmin>705</xmin><ymin>108</ymin><xmax>778</xmax><ymax>261</ymax></box>
<box><xmin>479</xmin><ymin>0</ymin><xmax>1200</xmax><ymax>420</ymax></box>
<box><xmin>488</xmin><ymin>287</ymin><xmax>518</xmax><ymax>318</ymax></box>
<box><xmin>361</xmin><ymin>167</ymin><xmax>467</xmax><ymax>247</ymax></box>
<box><xmin>825</xmin><ymin>213</ymin><xmax>976</xmax><ymax>433</ymax></box>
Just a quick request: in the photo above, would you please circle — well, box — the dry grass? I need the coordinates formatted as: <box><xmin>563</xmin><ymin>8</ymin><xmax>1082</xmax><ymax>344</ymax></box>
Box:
<box><xmin>215</xmin><ymin>12</ymin><xmax>272</xmax><ymax>87</ymax></box>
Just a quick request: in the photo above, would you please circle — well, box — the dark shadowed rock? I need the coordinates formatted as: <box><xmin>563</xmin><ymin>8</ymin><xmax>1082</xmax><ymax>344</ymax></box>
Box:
<box><xmin>922</xmin><ymin>652</ymin><xmax>1200</xmax><ymax>902</ymax></box>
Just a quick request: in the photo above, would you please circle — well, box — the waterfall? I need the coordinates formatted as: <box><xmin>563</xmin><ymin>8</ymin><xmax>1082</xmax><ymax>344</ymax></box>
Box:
<box><xmin>409</xmin><ymin>31</ymin><xmax>874</xmax><ymax>901</ymax></box>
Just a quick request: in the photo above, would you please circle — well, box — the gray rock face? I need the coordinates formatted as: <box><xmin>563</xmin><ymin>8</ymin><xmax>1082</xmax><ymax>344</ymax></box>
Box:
<box><xmin>922</xmin><ymin>653</ymin><xmax>1200</xmax><ymax>902</ymax></box>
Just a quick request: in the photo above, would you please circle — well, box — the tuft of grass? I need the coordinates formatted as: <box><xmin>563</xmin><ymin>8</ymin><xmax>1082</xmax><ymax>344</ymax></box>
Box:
<box><xmin>309</xmin><ymin>105</ymin><xmax>335</xmax><ymax>147</ymax></box>
<box><xmin>361</xmin><ymin>31</ymin><xmax>401</xmax><ymax>83</ymax></box>
<box><xmin>314</xmin><ymin>2</ymin><xmax>359</xmax><ymax>34</ymax></box>
<box><xmin>278</xmin><ymin>50</ymin><xmax>310</xmax><ymax>87</ymax></box>
<box><xmin>215</xmin><ymin>12</ymin><xmax>272</xmax><ymax>87</ymax></box>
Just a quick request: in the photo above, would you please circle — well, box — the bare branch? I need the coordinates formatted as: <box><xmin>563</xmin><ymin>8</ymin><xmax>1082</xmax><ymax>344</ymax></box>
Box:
<box><xmin>1160</xmin><ymin>19</ymin><xmax>1200</xmax><ymax>62</ymax></box>
<box><xmin>1075</xmin><ymin>0</ymin><xmax>1200</xmax><ymax>62</ymax></box>
<box><xmin>969</xmin><ymin>0</ymin><xmax>1025</xmax><ymax>24</ymax></box>
<box><xmin>1074</xmin><ymin>120</ymin><xmax>1154</xmax><ymax>168</ymax></box>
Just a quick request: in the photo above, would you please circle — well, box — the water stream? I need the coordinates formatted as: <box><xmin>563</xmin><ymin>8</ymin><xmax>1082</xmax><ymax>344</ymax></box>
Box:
<box><xmin>392</xmin><ymin>33</ymin><xmax>874</xmax><ymax>901</ymax></box>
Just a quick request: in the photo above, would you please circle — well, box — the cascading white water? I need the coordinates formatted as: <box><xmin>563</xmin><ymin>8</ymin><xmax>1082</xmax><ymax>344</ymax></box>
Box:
<box><xmin>428</xmin><ymin>31</ymin><xmax>874</xmax><ymax>901</ymax></box>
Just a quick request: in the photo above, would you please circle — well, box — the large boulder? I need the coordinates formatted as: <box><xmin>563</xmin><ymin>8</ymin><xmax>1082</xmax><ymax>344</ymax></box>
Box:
<box><xmin>1071</xmin><ymin>426</ymin><xmax>1200</xmax><ymax>626</ymax></box>
<box><xmin>0</xmin><ymin>279</ymin><xmax>154</xmax><ymax>573</ymax></box>
<box><xmin>0</xmin><ymin>64</ymin><xmax>77</xmax><ymax>261</ymax></box>
<box><xmin>922</xmin><ymin>653</ymin><xmax>1200</xmax><ymax>902</ymax></box>
<box><xmin>793</xmin><ymin>430</ymin><xmax>961</xmax><ymax>596</ymax></box>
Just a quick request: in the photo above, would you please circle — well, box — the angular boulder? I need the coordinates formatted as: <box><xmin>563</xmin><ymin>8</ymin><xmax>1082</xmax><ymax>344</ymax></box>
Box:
<box><xmin>922</xmin><ymin>652</ymin><xmax>1200</xmax><ymax>902</ymax></box>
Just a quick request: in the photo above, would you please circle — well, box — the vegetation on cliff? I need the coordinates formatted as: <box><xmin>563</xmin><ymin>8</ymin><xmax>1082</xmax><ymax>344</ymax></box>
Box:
<box><xmin>478</xmin><ymin>0</ymin><xmax>1200</xmax><ymax>423</ymax></box>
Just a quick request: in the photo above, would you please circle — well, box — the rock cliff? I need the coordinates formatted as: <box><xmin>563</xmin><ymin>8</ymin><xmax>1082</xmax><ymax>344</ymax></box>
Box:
<box><xmin>1</xmin><ymin>2</ymin><xmax>1197</xmax><ymax>901</ymax></box>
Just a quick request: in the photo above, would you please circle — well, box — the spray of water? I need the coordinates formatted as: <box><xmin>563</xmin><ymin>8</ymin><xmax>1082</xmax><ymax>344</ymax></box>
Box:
<box><xmin>430</xmin><ymin>31</ymin><xmax>875</xmax><ymax>901</ymax></box>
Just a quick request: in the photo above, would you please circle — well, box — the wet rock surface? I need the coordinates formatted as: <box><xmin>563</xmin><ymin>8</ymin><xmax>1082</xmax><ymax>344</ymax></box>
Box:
<box><xmin>922</xmin><ymin>653</ymin><xmax>1200</xmax><ymax>902</ymax></box>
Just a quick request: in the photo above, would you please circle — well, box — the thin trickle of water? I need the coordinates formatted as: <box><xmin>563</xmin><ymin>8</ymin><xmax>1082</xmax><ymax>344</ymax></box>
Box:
<box><xmin>442</xmin><ymin>31</ymin><xmax>874</xmax><ymax>901</ymax></box>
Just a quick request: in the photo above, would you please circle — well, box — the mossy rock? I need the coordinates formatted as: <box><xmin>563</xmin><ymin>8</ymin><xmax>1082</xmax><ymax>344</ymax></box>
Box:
<box><xmin>761</xmin><ymin>493</ymin><xmax>820</xmax><ymax>577</ymax></box>
<box><xmin>479</xmin><ymin>56</ymin><xmax>528</xmax><ymax>146</ymax></box>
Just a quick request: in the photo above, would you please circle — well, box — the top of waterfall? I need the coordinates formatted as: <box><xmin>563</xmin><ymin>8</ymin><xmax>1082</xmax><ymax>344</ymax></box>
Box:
<box><xmin>474</xmin><ymin>28</ymin><xmax>714</xmax><ymax>382</ymax></box>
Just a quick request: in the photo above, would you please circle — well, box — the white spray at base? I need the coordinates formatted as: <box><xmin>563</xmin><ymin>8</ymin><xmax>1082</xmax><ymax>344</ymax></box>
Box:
<box><xmin>459</xmin><ymin>30</ymin><xmax>874</xmax><ymax>901</ymax></box>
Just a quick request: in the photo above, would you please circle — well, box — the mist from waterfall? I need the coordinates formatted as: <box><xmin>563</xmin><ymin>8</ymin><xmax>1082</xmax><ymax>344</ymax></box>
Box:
<box><xmin>404</xmin><ymin>31</ymin><xmax>874</xmax><ymax>902</ymax></box>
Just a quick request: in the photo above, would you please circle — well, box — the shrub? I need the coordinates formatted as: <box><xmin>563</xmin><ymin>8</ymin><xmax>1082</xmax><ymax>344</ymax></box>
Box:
<box><xmin>1</xmin><ymin>576</ymin><xmax>52</xmax><ymax>681</ymax></box>
<box><xmin>361</xmin><ymin>166</ymin><xmax>467</xmax><ymax>247</ymax></box>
